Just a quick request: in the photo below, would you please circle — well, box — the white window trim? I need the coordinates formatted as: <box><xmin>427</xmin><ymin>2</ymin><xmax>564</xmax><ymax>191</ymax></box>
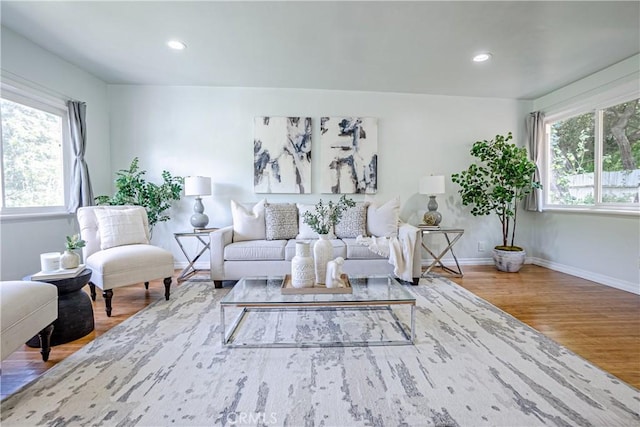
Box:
<box><xmin>542</xmin><ymin>86</ymin><xmax>640</xmax><ymax>215</ymax></box>
<box><xmin>0</xmin><ymin>81</ymin><xmax>71</xmax><ymax>217</ymax></box>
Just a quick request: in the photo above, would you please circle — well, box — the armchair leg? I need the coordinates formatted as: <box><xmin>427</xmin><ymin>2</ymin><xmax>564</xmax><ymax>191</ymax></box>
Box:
<box><xmin>89</xmin><ymin>282</ymin><xmax>97</xmax><ymax>301</ymax></box>
<box><xmin>144</xmin><ymin>281</ymin><xmax>149</xmax><ymax>289</ymax></box>
<box><xmin>103</xmin><ymin>289</ymin><xmax>113</xmax><ymax>317</ymax></box>
<box><xmin>214</xmin><ymin>280</ymin><xmax>223</xmax><ymax>289</ymax></box>
<box><xmin>412</xmin><ymin>277</ymin><xmax>419</xmax><ymax>286</ymax></box>
<box><xmin>163</xmin><ymin>277</ymin><xmax>171</xmax><ymax>301</ymax></box>
<box><xmin>38</xmin><ymin>323</ymin><xmax>54</xmax><ymax>362</ymax></box>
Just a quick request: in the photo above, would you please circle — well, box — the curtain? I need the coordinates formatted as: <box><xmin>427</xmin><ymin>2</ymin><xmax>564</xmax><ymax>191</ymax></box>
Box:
<box><xmin>524</xmin><ymin>111</ymin><xmax>545</xmax><ymax>212</ymax></box>
<box><xmin>67</xmin><ymin>100</ymin><xmax>94</xmax><ymax>212</ymax></box>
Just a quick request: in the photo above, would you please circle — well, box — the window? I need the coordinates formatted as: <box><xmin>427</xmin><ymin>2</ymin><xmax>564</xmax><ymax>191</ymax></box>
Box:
<box><xmin>545</xmin><ymin>97</ymin><xmax>640</xmax><ymax>210</ymax></box>
<box><xmin>1</xmin><ymin>84</ymin><xmax>69</xmax><ymax>215</ymax></box>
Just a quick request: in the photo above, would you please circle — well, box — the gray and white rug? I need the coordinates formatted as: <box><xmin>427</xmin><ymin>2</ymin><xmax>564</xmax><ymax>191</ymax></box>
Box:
<box><xmin>2</xmin><ymin>277</ymin><xmax>638</xmax><ymax>426</ymax></box>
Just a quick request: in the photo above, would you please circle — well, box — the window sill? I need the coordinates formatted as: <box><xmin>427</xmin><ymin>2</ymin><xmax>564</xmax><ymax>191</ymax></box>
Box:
<box><xmin>542</xmin><ymin>206</ymin><xmax>639</xmax><ymax>217</ymax></box>
<box><xmin>0</xmin><ymin>211</ymin><xmax>73</xmax><ymax>222</ymax></box>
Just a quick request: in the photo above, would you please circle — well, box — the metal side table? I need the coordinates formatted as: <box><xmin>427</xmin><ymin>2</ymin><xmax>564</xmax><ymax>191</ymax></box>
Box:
<box><xmin>174</xmin><ymin>229</ymin><xmax>217</xmax><ymax>282</ymax></box>
<box><xmin>419</xmin><ymin>227</ymin><xmax>464</xmax><ymax>277</ymax></box>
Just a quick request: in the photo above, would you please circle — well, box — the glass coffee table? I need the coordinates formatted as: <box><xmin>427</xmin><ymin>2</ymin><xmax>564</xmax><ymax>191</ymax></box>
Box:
<box><xmin>219</xmin><ymin>275</ymin><xmax>416</xmax><ymax>348</ymax></box>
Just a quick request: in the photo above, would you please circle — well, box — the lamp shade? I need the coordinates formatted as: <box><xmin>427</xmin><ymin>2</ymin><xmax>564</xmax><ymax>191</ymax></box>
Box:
<box><xmin>419</xmin><ymin>175</ymin><xmax>445</xmax><ymax>195</ymax></box>
<box><xmin>184</xmin><ymin>176</ymin><xmax>212</xmax><ymax>196</ymax></box>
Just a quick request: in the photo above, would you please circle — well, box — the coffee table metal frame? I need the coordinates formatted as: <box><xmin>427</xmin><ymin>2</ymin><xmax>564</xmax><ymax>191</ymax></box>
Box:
<box><xmin>220</xmin><ymin>275</ymin><xmax>416</xmax><ymax>348</ymax></box>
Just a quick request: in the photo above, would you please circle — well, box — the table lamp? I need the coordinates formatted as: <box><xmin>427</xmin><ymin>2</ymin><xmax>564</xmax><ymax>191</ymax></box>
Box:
<box><xmin>419</xmin><ymin>175</ymin><xmax>445</xmax><ymax>226</ymax></box>
<box><xmin>184</xmin><ymin>176</ymin><xmax>212</xmax><ymax>229</ymax></box>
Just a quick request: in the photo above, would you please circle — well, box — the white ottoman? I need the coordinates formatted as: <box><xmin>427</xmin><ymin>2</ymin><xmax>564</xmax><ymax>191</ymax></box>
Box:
<box><xmin>1</xmin><ymin>281</ymin><xmax>58</xmax><ymax>361</ymax></box>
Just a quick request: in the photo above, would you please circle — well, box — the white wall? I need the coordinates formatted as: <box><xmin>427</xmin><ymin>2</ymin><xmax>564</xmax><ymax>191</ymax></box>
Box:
<box><xmin>107</xmin><ymin>85</ymin><xmax>528</xmax><ymax>266</ymax></box>
<box><xmin>0</xmin><ymin>27</ymin><xmax>111</xmax><ymax>280</ymax></box>
<box><xmin>528</xmin><ymin>55</ymin><xmax>640</xmax><ymax>294</ymax></box>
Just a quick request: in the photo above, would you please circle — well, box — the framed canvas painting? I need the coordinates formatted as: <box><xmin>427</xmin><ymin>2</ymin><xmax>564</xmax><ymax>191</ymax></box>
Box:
<box><xmin>254</xmin><ymin>116</ymin><xmax>312</xmax><ymax>194</ymax></box>
<box><xmin>320</xmin><ymin>117</ymin><xmax>378</xmax><ymax>194</ymax></box>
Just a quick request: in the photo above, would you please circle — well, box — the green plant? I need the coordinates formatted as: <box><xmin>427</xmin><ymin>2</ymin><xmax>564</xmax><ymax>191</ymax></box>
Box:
<box><xmin>65</xmin><ymin>234</ymin><xmax>86</xmax><ymax>251</ymax></box>
<box><xmin>451</xmin><ymin>132</ymin><xmax>541</xmax><ymax>250</ymax></box>
<box><xmin>303</xmin><ymin>195</ymin><xmax>356</xmax><ymax>235</ymax></box>
<box><xmin>95</xmin><ymin>157</ymin><xmax>184</xmax><ymax>230</ymax></box>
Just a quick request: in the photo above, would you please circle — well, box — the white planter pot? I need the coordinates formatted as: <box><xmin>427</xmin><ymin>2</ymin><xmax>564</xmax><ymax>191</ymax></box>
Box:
<box><xmin>60</xmin><ymin>250</ymin><xmax>81</xmax><ymax>269</ymax></box>
<box><xmin>313</xmin><ymin>234</ymin><xmax>333</xmax><ymax>284</ymax></box>
<box><xmin>492</xmin><ymin>248</ymin><xmax>526</xmax><ymax>273</ymax></box>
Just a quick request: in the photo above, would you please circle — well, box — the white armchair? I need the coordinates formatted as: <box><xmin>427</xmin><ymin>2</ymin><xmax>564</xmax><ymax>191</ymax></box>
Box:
<box><xmin>77</xmin><ymin>206</ymin><xmax>174</xmax><ymax>317</ymax></box>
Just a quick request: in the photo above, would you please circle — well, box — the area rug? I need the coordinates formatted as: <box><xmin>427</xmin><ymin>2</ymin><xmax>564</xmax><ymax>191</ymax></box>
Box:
<box><xmin>1</xmin><ymin>277</ymin><xmax>638</xmax><ymax>426</ymax></box>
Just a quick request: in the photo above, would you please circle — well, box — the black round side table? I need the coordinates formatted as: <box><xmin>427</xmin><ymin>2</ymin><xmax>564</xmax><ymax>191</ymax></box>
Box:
<box><xmin>25</xmin><ymin>268</ymin><xmax>95</xmax><ymax>347</ymax></box>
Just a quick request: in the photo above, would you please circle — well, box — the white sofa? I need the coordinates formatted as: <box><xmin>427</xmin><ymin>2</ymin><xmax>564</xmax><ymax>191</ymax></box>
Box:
<box><xmin>209</xmin><ymin>199</ymin><xmax>422</xmax><ymax>287</ymax></box>
<box><xmin>1</xmin><ymin>281</ymin><xmax>58</xmax><ymax>361</ymax></box>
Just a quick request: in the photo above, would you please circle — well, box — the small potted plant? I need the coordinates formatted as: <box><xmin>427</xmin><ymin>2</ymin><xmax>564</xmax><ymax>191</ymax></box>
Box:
<box><xmin>302</xmin><ymin>195</ymin><xmax>355</xmax><ymax>283</ymax></box>
<box><xmin>60</xmin><ymin>234</ymin><xmax>86</xmax><ymax>269</ymax></box>
<box><xmin>452</xmin><ymin>132</ymin><xmax>541</xmax><ymax>272</ymax></box>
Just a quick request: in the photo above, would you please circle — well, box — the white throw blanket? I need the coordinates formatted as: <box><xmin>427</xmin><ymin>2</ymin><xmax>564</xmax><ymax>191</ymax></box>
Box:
<box><xmin>356</xmin><ymin>226</ymin><xmax>416</xmax><ymax>282</ymax></box>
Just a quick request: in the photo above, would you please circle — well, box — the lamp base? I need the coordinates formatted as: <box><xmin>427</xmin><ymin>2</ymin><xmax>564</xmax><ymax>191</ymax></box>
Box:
<box><xmin>190</xmin><ymin>213</ymin><xmax>209</xmax><ymax>229</ymax></box>
<box><xmin>423</xmin><ymin>195</ymin><xmax>442</xmax><ymax>226</ymax></box>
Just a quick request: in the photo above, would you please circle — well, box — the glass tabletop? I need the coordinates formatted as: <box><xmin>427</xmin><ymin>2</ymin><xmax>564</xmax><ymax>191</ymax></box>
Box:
<box><xmin>220</xmin><ymin>275</ymin><xmax>416</xmax><ymax>306</ymax></box>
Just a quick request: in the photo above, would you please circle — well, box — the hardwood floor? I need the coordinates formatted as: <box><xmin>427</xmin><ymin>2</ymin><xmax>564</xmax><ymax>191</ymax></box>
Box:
<box><xmin>1</xmin><ymin>265</ymin><xmax>638</xmax><ymax>400</ymax></box>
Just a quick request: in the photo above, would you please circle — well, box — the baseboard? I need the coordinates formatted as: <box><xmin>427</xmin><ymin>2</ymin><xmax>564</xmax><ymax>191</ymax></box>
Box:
<box><xmin>530</xmin><ymin>257</ymin><xmax>639</xmax><ymax>295</ymax></box>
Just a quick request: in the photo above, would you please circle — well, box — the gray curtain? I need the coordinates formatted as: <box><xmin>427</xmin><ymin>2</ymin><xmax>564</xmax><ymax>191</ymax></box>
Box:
<box><xmin>524</xmin><ymin>111</ymin><xmax>544</xmax><ymax>212</ymax></box>
<box><xmin>67</xmin><ymin>101</ymin><xmax>94</xmax><ymax>212</ymax></box>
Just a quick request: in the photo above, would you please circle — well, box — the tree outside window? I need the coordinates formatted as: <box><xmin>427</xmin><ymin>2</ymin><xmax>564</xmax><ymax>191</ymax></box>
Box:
<box><xmin>547</xmin><ymin>98</ymin><xmax>639</xmax><ymax>207</ymax></box>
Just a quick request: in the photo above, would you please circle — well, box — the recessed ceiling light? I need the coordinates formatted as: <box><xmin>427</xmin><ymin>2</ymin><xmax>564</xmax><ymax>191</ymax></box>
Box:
<box><xmin>167</xmin><ymin>40</ymin><xmax>186</xmax><ymax>50</ymax></box>
<box><xmin>473</xmin><ymin>52</ymin><xmax>492</xmax><ymax>62</ymax></box>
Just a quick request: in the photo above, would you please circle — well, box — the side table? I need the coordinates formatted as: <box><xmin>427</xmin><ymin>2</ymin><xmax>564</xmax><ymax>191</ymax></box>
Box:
<box><xmin>174</xmin><ymin>230</ymin><xmax>217</xmax><ymax>282</ymax></box>
<box><xmin>419</xmin><ymin>227</ymin><xmax>465</xmax><ymax>277</ymax></box>
<box><xmin>24</xmin><ymin>268</ymin><xmax>94</xmax><ymax>346</ymax></box>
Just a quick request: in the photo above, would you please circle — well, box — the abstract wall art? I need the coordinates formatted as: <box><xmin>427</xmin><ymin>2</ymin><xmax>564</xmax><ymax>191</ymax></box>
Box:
<box><xmin>320</xmin><ymin>117</ymin><xmax>378</xmax><ymax>194</ymax></box>
<box><xmin>254</xmin><ymin>116</ymin><xmax>312</xmax><ymax>194</ymax></box>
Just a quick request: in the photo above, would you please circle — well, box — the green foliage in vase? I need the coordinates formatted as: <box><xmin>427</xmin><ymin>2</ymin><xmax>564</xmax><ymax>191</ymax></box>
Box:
<box><xmin>95</xmin><ymin>157</ymin><xmax>184</xmax><ymax>230</ymax></box>
<box><xmin>303</xmin><ymin>194</ymin><xmax>356</xmax><ymax>235</ymax></box>
<box><xmin>65</xmin><ymin>234</ymin><xmax>86</xmax><ymax>251</ymax></box>
<box><xmin>451</xmin><ymin>132</ymin><xmax>541</xmax><ymax>250</ymax></box>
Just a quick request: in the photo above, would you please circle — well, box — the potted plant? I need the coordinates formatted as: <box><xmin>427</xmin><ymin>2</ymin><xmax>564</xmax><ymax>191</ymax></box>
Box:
<box><xmin>95</xmin><ymin>157</ymin><xmax>184</xmax><ymax>232</ymax></box>
<box><xmin>451</xmin><ymin>132</ymin><xmax>541</xmax><ymax>272</ymax></box>
<box><xmin>302</xmin><ymin>195</ymin><xmax>355</xmax><ymax>283</ymax></box>
<box><xmin>60</xmin><ymin>234</ymin><xmax>86</xmax><ymax>269</ymax></box>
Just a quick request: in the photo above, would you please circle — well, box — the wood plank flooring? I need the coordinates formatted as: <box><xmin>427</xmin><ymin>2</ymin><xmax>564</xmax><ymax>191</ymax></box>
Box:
<box><xmin>1</xmin><ymin>265</ymin><xmax>638</xmax><ymax>400</ymax></box>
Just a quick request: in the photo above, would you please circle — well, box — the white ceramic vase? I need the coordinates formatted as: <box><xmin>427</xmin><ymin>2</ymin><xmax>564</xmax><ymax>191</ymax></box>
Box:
<box><xmin>60</xmin><ymin>250</ymin><xmax>81</xmax><ymax>269</ymax></box>
<box><xmin>492</xmin><ymin>248</ymin><xmax>526</xmax><ymax>273</ymax></box>
<box><xmin>313</xmin><ymin>234</ymin><xmax>333</xmax><ymax>284</ymax></box>
<box><xmin>291</xmin><ymin>242</ymin><xmax>314</xmax><ymax>288</ymax></box>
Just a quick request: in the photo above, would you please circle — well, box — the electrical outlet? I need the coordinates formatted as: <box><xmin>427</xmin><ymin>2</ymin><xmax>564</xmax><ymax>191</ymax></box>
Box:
<box><xmin>478</xmin><ymin>241</ymin><xmax>486</xmax><ymax>252</ymax></box>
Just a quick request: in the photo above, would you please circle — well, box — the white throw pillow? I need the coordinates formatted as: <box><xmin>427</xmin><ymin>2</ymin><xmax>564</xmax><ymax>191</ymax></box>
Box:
<box><xmin>366</xmin><ymin>197</ymin><xmax>400</xmax><ymax>237</ymax></box>
<box><xmin>296</xmin><ymin>203</ymin><xmax>317</xmax><ymax>239</ymax></box>
<box><xmin>231</xmin><ymin>199</ymin><xmax>267</xmax><ymax>242</ymax></box>
<box><xmin>94</xmin><ymin>208</ymin><xmax>149</xmax><ymax>250</ymax></box>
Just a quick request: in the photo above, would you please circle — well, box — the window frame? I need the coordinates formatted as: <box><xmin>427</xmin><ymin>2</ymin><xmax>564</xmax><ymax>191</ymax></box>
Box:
<box><xmin>0</xmin><ymin>82</ymin><xmax>72</xmax><ymax>218</ymax></box>
<box><xmin>543</xmin><ymin>90</ymin><xmax>640</xmax><ymax>215</ymax></box>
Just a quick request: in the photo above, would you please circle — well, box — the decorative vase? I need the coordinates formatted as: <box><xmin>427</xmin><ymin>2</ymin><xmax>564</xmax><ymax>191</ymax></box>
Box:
<box><xmin>291</xmin><ymin>242</ymin><xmax>314</xmax><ymax>288</ymax></box>
<box><xmin>492</xmin><ymin>248</ymin><xmax>526</xmax><ymax>273</ymax></box>
<box><xmin>313</xmin><ymin>234</ymin><xmax>333</xmax><ymax>284</ymax></box>
<box><xmin>60</xmin><ymin>250</ymin><xmax>81</xmax><ymax>269</ymax></box>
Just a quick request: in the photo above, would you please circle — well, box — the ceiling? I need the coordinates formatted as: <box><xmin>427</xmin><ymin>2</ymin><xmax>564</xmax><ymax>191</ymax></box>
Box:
<box><xmin>1</xmin><ymin>1</ymin><xmax>639</xmax><ymax>100</ymax></box>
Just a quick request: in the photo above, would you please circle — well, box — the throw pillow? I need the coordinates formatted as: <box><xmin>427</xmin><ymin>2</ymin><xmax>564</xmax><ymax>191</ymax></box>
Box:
<box><xmin>367</xmin><ymin>197</ymin><xmax>400</xmax><ymax>237</ymax></box>
<box><xmin>265</xmin><ymin>203</ymin><xmax>299</xmax><ymax>240</ymax></box>
<box><xmin>335</xmin><ymin>203</ymin><xmax>368</xmax><ymax>238</ymax></box>
<box><xmin>231</xmin><ymin>199</ymin><xmax>266</xmax><ymax>242</ymax></box>
<box><xmin>94</xmin><ymin>208</ymin><xmax>149</xmax><ymax>250</ymax></box>
<box><xmin>296</xmin><ymin>203</ymin><xmax>317</xmax><ymax>239</ymax></box>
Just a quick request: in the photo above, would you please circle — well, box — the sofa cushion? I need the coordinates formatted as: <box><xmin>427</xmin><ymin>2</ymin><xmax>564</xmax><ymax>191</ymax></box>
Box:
<box><xmin>367</xmin><ymin>197</ymin><xmax>400</xmax><ymax>237</ymax></box>
<box><xmin>342</xmin><ymin>238</ymin><xmax>387</xmax><ymax>260</ymax></box>
<box><xmin>225</xmin><ymin>240</ymin><xmax>287</xmax><ymax>261</ymax></box>
<box><xmin>335</xmin><ymin>203</ymin><xmax>368</xmax><ymax>238</ymax></box>
<box><xmin>296</xmin><ymin>203</ymin><xmax>318</xmax><ymax>239</ymax></box>
<box><xmin>94</xmin><ymin>207</ymin><xmax>149</xmax><ymax>250</ymax></box>
<box><xmin>284</xmin><ymin>239</ymin><xmax>346</xmax><ymax>261</ymax></box>
<box><xmin>231</xmin><ymin>199</ymin><xmax>266</xmax><ymax>242</ymax></box>
<box><xmin>265</xmin><ymin>203</ymin><xmax>298</xmax><ymax>240</ymax></box>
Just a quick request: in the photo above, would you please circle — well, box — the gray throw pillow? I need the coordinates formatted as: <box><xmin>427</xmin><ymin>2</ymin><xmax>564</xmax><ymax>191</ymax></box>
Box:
<box><xmin>265</xmin><ymin>203</ymin><xmax>299</xmax><ymax>240</ymax></box>
<box><xmin>335</xmin><ymin>203</ymin><xmax>368</xmax><ymax>238</ymax></box>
